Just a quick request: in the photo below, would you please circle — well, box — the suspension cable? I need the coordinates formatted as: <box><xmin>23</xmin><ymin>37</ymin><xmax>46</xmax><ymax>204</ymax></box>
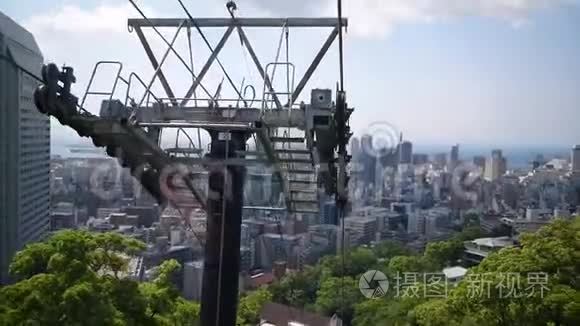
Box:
<box><xmin>186</xmin><ymin>26</ymin><xmax>198</xmax><ymax>108</ymax></box>
<box><xmin>4</xmin><ymin>51</ymin><xmax>205</xmax><ymax>248</ymax></box>
<box><xmin>238</xmin><ymin>8</ymin><xmax>255</xmax><ymax>107</ymax></box>
<box><xmin>174</xmin><ymin>205</ymin><xmax>205</xmax><ymax>247</ymax></box>
<box><xmin>0</xmin><ymin>54</ymin><xmax>94</xmax><ymax>115</ymax></box>
<box><xmin>337</xmin><ymin>0</ymin><xmax>345</xmax><ymax>92</ymax></box>
<box><xmin>336</xmin><ymin>0</ymin><xmax>347</xmax><ymax>321</ymax></box>
<box><xmin>285</xmin><ymin>26</ymin><xmax>290</xmax><ymax>106</ymax></box>
<box><xmin>268</xmin><ymin>22</ymin><xmax>287</xmax><ymax>102</ymax></box>
<box><xmin>185</xmin><ymin>25</ymin><xmax>204</xmax><ymax>155</ymax></box>
<box><xmin>176</xmin><ymin>0</ymin><xmax>244</xmax><ymax>103</ymax></box>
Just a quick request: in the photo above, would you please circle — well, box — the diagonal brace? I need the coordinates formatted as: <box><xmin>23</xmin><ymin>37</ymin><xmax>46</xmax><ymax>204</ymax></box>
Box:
<box><xmin>290</xmin><ymin>26</ymin><xmax>339</xmax><ymax>106</ymax></box>
<box><xmin>134</xmin><ymin>26</ymin><xmax>179</xmax><ymax>106</ymax></box>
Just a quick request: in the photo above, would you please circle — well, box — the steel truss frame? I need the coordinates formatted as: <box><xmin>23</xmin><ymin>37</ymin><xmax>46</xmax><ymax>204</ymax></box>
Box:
<box><xmin>128</xmin><ymin>17</ymin><xmax>347</xmax><ymax>109</ymax></box>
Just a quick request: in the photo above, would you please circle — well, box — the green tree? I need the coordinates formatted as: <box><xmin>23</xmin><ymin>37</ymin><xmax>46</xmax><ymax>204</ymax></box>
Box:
<box><xmin>373</xmin><ymin>241</ymin><xmax>412</xmax><ymax>260</ymax></box>
<box><xmin>423</xmin><ymin>239</ymin><xmax>463</xmax><ymax>270</ymax></box>
<box><xmin>315</xmin><ymin>276</ymin><xmax>361</xmax><ymax>323</ymax></box>
<box><xmin>0</xmin><ymin>230</ymin><xmax>199</xmax><ymax>326</ymax></box>
<box><xmin>269</xmin><ymin>265</ymin><xmax>321</xmax><ymax>309</ymax></box>
<box><xmin>236</xmin><ymin>287</ymin><xmax>272</xmax><ymax>326</ymax></box>
<box><xmin>353</xmin><ymin>294</ymin><xmax>424</xmax><ymax>326</ymax></box>
<box><xmin>387</xmin><ymin>255</ymin><xmax>425</xmax><ymax>275</ymax></box>
<box><xmin>320</xmin><ymin>247</ymin><xmax>377</xmax><ymax>278</ymax></box>
<box><xmin>454</xmin><ymin>226</ymin><xmax>485</xmax><ymax>242</ymax></box>
<box><xmin>416</xmin><ymin>218</ymin><xmax>580</xmax><ymax>326</ymax></box>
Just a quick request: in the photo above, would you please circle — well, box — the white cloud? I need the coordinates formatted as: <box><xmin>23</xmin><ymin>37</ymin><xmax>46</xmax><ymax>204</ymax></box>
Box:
<box><xmin>24</xmin><ymin>3</ymin><xmax>140</xmax><ymax>34</ymax></box>
<box><xmin>337</xmin><ymin>0</ymin><xmax>577</xmax><ymax>37</ymax></box>
<box><xmin>249</xmin><ymin>0</ymin><xmax>576</xmax><ymax>38</ymax></box>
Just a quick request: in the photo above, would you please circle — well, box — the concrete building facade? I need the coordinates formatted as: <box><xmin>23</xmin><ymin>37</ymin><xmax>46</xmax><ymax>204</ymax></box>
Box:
<box><xmin>0</xmin><ymin>11</ymin><xmax>50</xmax><ymax>284</ymax></box>
<box><xmin>571</xmin><ymin>145</ymin><xmax>580</xmax><ymax>173</ymax></box>
<box><xmin>484</xmin><ymin>149</ymin><xmax>507</xmax><ymax>181</ymax></box>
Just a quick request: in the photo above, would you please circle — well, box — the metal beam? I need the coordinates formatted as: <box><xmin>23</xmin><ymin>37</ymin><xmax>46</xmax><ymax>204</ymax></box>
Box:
<box><xmin>234</xmin><ymin>24</ymin><xmax>283</xmax><ymax>110</ymax></box>
<box><xmin>290</xmin><ymin>27</ymin><xmax>338</xmax><ymax>105</ymax></box>
<box><xmin>139</xmin><ymin>121</ymin><xmax>256</xmax><ymax>131</ymax></box>
<box><xmin>133</xmin><ymin>106</ymin><xmax>320</xmax><ymax>129</ymax></box>
<box><xmin>134</xmin><ymin>26</ymin><xmax>178</xmax><ymax>106</ymax></box>
<box><xmin>128</xmin><ymin>17</ymin><xmax>348</xmax><ymax>28</ymax></box>
<box><xmin>173</xmin><ymin>157</ymin><xmax>266</xmax><ymax>166</ymax></box>
<box><xmin>180</xmin><ymin>26</ymin><xmax>234</xmax><ymax>107</ymax></box>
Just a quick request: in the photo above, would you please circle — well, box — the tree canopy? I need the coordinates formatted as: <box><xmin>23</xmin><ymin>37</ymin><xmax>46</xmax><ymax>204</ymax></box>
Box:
<box><xmin>237</xmin><ymin>287</ymin><xmax>272</xmax><ymax>326</ymax></box>
<box><xmin>2</xmin><ymin>218</ymin><xmax>578</xmax><ymax>326</ymax></box>
<box><xmin>265</xmin><ymin>219</ymin><xmax>580</xmax><ymax>326</ymax></box>
<box><xmin>0</xmin><ymin>230</ymin><xmax>199</xmax><ymax>326</ymax></box>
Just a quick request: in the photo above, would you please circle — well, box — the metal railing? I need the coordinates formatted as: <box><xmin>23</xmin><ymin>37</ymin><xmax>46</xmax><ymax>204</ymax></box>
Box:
<box><xmin>80</xmin><ymin>61</ymin><xmax>124</xmax><ymax>110</ymax></box>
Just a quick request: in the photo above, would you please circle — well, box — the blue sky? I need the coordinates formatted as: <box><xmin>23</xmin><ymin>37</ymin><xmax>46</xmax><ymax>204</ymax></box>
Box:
<box><xmin>2</xmin><ymin>0</ymin><xmax>580</xmax><ymax>149</ymax></box>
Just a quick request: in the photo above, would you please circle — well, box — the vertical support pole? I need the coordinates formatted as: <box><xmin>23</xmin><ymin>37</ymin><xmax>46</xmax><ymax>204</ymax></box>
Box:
<box><xmin>201</xmin><ymin>130</ymin><xmax>248</xmax><ymax>326</ymax></box>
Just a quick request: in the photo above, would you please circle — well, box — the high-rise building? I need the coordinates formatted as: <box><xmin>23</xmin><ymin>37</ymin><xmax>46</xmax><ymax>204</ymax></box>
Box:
<box><xmin>183</xmin><ymin>260</ymin><xmax>204</xmax><ymax>301</ymax></box>
<box><xmin>450</xmin><ymin>144</ymin><xmax>459</xmax><ymax>170</ymax></box>
<box><xmin>350</xmin><ymin>136</ymin><xmax>361</xmax><ymax>159</ymax></box>
<box><xmin>343</xmin><ymin>216</ymin><xmax>377</xmax><ymax>244</ymax></box>
<box><xmin>484</xmin><ymin>149</ymin><xmax>507</xmax><ymax>181</ymax></box>
<box><xmin>407</xmin><ymin>211</ymin><xmax>425</xmax><ymax>234</ymax></box>
<box><xmin>359</xmin><ymin>135</ymin><xmax>377</xmax><ymax>185</ymax></box>
<box><xmin>399</xmin><ymin>141</ymin><xmax>413</xmax><ymax>164</ymax></box>
<box><xmin>412</xmin><ymin>153</ymin><xmax>429</xmax><ymax>165</ymax></box>
<box><xmin>350</xmin><ymin>206</ymin><xmax>389</xmax><ymax>232</ymax></box>
<box><xmin>320</xmin><ymin>200</ymin><xmax>337</xmax><ymax>225</ymax></box>
<box><xmin>433</xmin><ymin>153</ymin><xmax>447</xmax><ymax>168</ymax></box>
<box><xmin>571</xmin><ymin>145</ymin><xmax>580</xmax><ymax>173</ymax></box>
<box><xmin>473</xmin><ymin>155</ymin><xmax>486</xmax><ymax>169</ymax></box>
<box><xmin>0</xmin><ymin>12</ymin><xmax>50</xmax><ymax>284</ymax></box>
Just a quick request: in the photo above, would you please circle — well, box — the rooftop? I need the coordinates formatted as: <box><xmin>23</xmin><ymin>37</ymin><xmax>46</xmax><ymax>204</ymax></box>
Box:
<box><xmin>249</xmin><ymin>272</ymin><xmax>275</xmax><ymax>288</ymax></box>
<box><xmin>470</xmin><ymin>236</ymin><xmax>514</xmax><ymax>248</ymax></box>
<box><xmin>344</xmin><ymin>216</ymin><xmax>376</xmax><ymax>223</ymax></box>
<box><xmin>443</xmin><ymin>266</ymin><xmax>468</xmax><ymax>280</ymax></box>
<box><xmin>260</xmin><ymin>302</ymin><xmax>340</xmax><ymax>326</ymax></box>
<box><xmin>0</xmin><ymin>10</ymin><xmax>43</xmax><ymax>76</ymax></box>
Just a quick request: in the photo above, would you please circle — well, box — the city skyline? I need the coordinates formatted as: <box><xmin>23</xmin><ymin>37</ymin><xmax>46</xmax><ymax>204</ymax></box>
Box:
<box><xmin>1</xmin><ymin>0</ymin><xmax>580</xmax><ymax>147</ymax></box>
